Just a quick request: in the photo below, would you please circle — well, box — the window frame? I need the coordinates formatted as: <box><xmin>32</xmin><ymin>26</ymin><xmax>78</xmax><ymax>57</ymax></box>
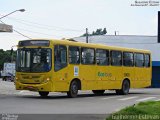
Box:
<box><xmin>54</xmin><ymin>44</ymin><xmax>68</xmax><ymax>72</ymax></box>
<box><xmin>144</xmin><ymin>54</ymin><xmax>150</xmax><ymax>67</ymax></box>
<box><xmin>68</xmin><ymin>46</ymin><xmax>80</xmax><ymax>65</ymax></box>
<box><xmin>110</xmin><ymin>50</ymin><xmax>122</xmax><ymax>66</ymax></box>
<box><xmin>123</xmin><ymin>52</ymin><xmax>134</xmax><ymax>67</ymax></box>
<box><xmin>134</xmin><ymin>53</ymin><xmax>144</xmax><ymax>67</ymax></box>
<box><xmin>96</xmin><ymin>49</ymin><xmax>109</xmax><ymax>66</ymax></box>
<box><xmin>81</xmin><ymin>47</ymin><xmax>95</xmax><ymax>65</ymax></box>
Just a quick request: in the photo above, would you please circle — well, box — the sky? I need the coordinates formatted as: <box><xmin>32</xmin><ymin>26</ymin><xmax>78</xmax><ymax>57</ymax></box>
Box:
<box><xmin>0</xmin><ymin>0</ymin><xmax>160</xmax><ymax>50</ymax></box>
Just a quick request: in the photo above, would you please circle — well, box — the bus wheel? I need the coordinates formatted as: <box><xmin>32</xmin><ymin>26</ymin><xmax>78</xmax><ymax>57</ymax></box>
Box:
<box><xmin>92</xmin><ymin>90</ymin><xmax>105</xmax><ymax>95</ymax></box>
<box><xmin>39</xmin><ymin>91</ymin><xmax>49</xmax><ymax>97</ymax></box>
<box><xmin>67</xmin><ymin>80</ymin><xmax>78</xmax><ymax>98</ymax></box>
<box><xmin>116</xmin><ymin>80</ymin><xmax>130</xmax><ymax>95</ymax></box>
<box><xmin>3</xmin><ymin>77</ymin><xmax>6</xmax><ymax>81</ymax></box>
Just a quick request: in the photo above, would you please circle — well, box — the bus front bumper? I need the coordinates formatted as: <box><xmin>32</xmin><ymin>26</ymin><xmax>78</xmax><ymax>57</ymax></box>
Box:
<box><xmin>15</xmin><ymin>81</ymin><xmax>54</xmax><ymax>92</ymax></box>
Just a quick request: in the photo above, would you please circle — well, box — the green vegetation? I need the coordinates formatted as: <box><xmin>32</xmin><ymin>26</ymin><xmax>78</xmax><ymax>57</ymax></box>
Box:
<box><xmin>81</xmin><ymin>28</ymin><xmax>107</xmax><ymax>36</ymax></box>
<box><xmin>0</xmin><ymin>49</ymin><xmax>16</xmax><ymax>70</ymax></box>
<box><xmin>106</xmin><ymin>101</ymin><xmax>160</xmax><ymax>120</ymax></box>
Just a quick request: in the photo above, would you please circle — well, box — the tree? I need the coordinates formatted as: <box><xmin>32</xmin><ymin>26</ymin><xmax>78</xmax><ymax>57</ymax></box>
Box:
<box><xmin>102</xmin><ymin>28</ymin><xmax>107</xmax><ymax>35</ymax></box>
<box><xmin>95</xmin><ymin>28</ymin><xmax>102</xmax><ymax>35</ymax></box>
<box><xmin>92</xmin><ymin>31</ymin><xmax>95</xmax><ymax>35</ymax></box>
<box><xmin>0</xmin><ymin>49</ymin><xmax>16</xmax><ymax>70</ymax></box>
<box><xmin>80</xmin><ymin>28</ymin><xmax>107</xmax><ymax>36</ymax></box>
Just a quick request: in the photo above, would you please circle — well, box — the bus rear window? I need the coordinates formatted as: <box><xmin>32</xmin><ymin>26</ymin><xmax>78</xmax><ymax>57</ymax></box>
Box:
<box><xmin>144</xmin><ymin>54</ymin><xmax>150</xmax><ymax>67</ymax></box>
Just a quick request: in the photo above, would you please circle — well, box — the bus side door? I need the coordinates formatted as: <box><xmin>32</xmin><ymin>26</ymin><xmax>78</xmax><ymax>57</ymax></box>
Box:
<box><xmin>53</xmin><ymin>45</ymin><xmax>69</xmax><ymax>91</ymax></box>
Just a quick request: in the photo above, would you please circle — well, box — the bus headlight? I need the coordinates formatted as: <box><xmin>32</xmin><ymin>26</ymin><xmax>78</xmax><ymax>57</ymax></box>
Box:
<box><xmin>46</xmin><ymin>77</ymin><xmax>50</xmax><ymax>81</ymax></box>
<box><xmin>43</xmin><ymin>77</ymin><xmax>50</xmax><ymax>83</ymax></box>
<box><xmin>15</xmin><ymin>77</ymin><xmax>19</xmax><ymax>81</ymax></box>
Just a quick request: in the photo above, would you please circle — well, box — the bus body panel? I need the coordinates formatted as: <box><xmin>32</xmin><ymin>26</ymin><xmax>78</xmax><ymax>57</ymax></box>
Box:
<box><xmin>52</xmin><ymin>68</ymin><xmax>70</xmax><ymax>92</ymax></box>
<box><xmin>15</xmin><ymin>39</ymin><xmax>152</xmax><ymax>94</ymax></box>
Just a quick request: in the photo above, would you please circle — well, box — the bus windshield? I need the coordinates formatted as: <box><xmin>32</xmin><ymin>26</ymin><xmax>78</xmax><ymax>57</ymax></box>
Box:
<box><xmin>16</xmin><ymin>48</ymin><xmax>52</xmax><ymax>72</ymax></box>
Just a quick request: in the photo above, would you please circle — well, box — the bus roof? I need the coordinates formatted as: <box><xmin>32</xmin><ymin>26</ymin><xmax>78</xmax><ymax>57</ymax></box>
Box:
<box><xmin>19</xmin><ymin>39</ymin><xmax>151</xmax><ymax>53</ymax></box>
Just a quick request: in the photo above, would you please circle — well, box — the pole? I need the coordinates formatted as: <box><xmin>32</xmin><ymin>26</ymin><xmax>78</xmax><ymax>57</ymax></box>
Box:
<box><xmin>158</xmin><ymin>11</ymin><xmax>160</xmax><ymax>43</ymax></box>
<box><xmin>86</xmin><ymin>28</ymin><xmax>88</xmax><ymax>43</ymax></box>
<box><xmin>115</xmin><ymin>31</ymin><xmax>116</xmax><ymax>36</ymax></box>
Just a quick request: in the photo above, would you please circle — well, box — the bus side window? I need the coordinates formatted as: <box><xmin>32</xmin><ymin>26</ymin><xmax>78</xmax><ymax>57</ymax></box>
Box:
<box><xmin>123</xmin><ymin>52</ymin><xmax>134</xmax><ymax>67</ymax></box>
<box><xmin>81</xmin><ymin>48</ymin><xmax>95</xmax><ymax>64</ymax></box>
<box><xmin>69</xmin><ymin>46</ymin><xmax>80</xmax><ymax>64</ymax></box>
<box><xmin>144</xmin><ymin>54</ymin><xmax>150</xmax><ymax>67</ymax></box>
<box><xmin>54</xmin><ymin>45</ymin><xmax>67</xmax><ymax>71</ymax></box>
<box><xmin>111</xmin><ymin>51</ymin><xmax>122</xmax><ymax>66</ymax></box>
<box><xmin>96</xmin><ymin>49</ymin><xmax>109</xmax><ymax>66</ymax></box>
<box><xmin>135</xmin><ymin>53</ymin><xmax>144</xmax><ymax>67</ymax></box>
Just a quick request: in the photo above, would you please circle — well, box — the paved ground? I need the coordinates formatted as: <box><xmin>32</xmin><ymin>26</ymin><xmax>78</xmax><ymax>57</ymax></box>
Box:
<box><xmin>0</xmin><ymin>79</ymin><xmax>160</xmax><ymax>120</ymax></box>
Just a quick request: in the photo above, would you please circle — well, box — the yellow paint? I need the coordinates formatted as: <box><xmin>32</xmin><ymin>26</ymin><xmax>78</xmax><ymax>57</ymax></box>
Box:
<box><xmin>15</xmin><ymin>39</ymin><xmax>152</xmax><ymax>92</ymax></box>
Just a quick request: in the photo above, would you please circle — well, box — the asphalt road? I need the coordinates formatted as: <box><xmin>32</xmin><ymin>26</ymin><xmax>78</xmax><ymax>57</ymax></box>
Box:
<box><xmin>0</xmin><ymin>80</ymin><xmax>160</xmax><ymax>120</ymax></box>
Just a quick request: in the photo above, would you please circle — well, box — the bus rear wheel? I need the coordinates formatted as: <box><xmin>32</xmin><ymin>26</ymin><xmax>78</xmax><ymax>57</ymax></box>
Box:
<box><xmin>67</xmin><ymin>80</ymin><xmax>78</xmax><ymax>98</ymax></box>
<box><xmin>116</xmin><ymin>80</ymin><xmax>130</xmax><ymax>95</ymax></box>
<box><xmin>39</xmin><ymin>91</ymin><xmax>49</xmax><ymax>97</ymax></box>
<box><xmin>92</xmin><ymin>90</ymin><xmax>105</xmax><ymax>95</ymax></box>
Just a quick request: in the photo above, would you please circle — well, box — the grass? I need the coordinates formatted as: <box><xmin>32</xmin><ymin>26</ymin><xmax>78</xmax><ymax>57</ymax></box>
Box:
<box><xmin>106</xmin><ymin>101</ymin><xmax>160</xmax><ymax>120</ymax></box>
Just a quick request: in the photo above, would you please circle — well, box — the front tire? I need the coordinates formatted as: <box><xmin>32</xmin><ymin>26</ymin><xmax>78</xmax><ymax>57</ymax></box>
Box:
<box><xmin>39</xmin><ymin>91</ymin><xmax>49</xmax><ymax>97</ymax></box>
<box><xmin>67</xmin><ymin>81</ymin><xmax>78</xmax><ymax>98</ymax></box>
<box><xmin>92</xmin><ymin>90</ymin><xmax>105</xmax><ymax>95</ymax></box>
<box><xmin>116</xmin><ymin>80</ymin><xmax>130</xmax><ymax>95</ymax></box>
<box><xmin>3</xmin><ymin>77</ymin><xmax>6</xmax><ymax>81</ymax></box>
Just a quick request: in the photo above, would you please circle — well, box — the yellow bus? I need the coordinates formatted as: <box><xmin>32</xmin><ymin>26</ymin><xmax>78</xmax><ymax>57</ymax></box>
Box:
<box><xmin>15</xmin><ymin>39</ymin><xmax>152</xmax><ymax>97</ymax></box>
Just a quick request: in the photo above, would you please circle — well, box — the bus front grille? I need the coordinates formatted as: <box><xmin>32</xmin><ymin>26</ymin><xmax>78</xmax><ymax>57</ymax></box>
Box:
<box><xmin>22</xmin><ymin>76</ymin><xmax>41</xmax><ymax>79</ymax></box>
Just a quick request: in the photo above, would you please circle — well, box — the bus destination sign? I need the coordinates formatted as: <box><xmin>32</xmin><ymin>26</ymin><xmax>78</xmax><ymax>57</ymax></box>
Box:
<box><xmin>19</xmin><ymin>40</ymin><xmax>50</xmax><ymax>47</ymax></box>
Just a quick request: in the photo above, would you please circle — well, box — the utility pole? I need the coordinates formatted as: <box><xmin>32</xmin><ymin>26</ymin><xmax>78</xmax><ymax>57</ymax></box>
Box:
<box><xmin>86</xmin><ymin>28</ymin><xmax>88</xmax><ymax>43</ymax></box>
<box><xmin>115</xmin><ymin>31</ymin><xmax>119</xmax><ymax>36</ymax></box>
<box><xmin>158</xmin><ymin>11</ymin><xmax>160</xmax><ymax>43</ymax></box>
